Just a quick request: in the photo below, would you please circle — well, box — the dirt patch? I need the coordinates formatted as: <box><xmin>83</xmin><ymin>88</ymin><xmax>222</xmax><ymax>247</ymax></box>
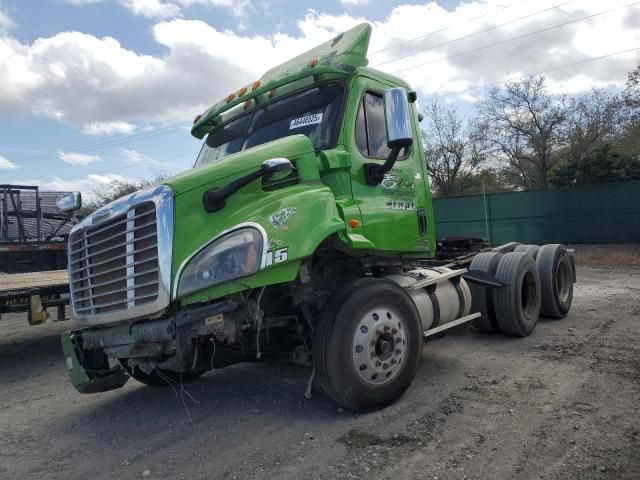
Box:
<box><xmin>574</xmin><ymin>244</ymin><xmax>640</xmax><ymax>267</ymax></box>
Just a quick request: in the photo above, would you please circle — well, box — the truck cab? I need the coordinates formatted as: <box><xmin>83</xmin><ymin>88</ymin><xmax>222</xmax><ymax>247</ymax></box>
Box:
<box><xmin>61</xmin><ymin>23</ymin><xmax>572</xmax><ymax>411</ymax></box>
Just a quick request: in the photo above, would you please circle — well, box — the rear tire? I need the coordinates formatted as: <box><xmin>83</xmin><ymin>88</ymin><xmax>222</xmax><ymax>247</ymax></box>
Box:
<box><xmin>313</xmin><ymin>278</ymin><xmax>422</xmax><ymax>412</ymax></box>
<box><xmin>537</xmin><ymin>244</ymin><xmax>574</xmax><ymax>318</ymax></box>
<box><xmin>128</xmin><ymin>368</ymin><xmax>205</xmax><ymax>387</ymax></box>
<box><xmin>493</xmin><ymin>252</ymin><xmax>541</xmax><ymax>337</ymax></box>
<box><xmin>469</xmin><ymin>252</ymin><xmax>503</xmax><ymax>334</ymax></box>
<box><xmin>514</xmin><ymin>244</ymin><xmax>540</xmax><ymax>259</ymax></box>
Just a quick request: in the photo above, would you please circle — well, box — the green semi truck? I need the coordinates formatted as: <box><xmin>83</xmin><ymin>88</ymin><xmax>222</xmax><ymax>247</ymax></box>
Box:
<box><xmin>59</xmin><ymin>24</ymin><xmax>575</xmax><ymax>411</ymax></box>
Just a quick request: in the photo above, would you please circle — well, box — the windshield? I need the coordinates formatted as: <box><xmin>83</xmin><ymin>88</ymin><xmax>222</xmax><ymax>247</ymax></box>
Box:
<box><xmin>195</xmin><ymin>82</ymin><xmax>345</xmax><ymax>166</ymax></box>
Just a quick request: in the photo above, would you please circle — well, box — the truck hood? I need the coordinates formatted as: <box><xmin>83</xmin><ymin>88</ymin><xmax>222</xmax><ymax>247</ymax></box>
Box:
<box><xmin>165</xmin><ymin>135</ymin><xmax>316</xmax><ymax>196</ymax></box>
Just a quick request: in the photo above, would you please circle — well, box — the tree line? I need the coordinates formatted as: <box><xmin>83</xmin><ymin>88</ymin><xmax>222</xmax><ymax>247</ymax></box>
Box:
<box><xmin>423</xmin><ymin>65</ymin><xmax>640</xmax><ymax>197</ymax></box>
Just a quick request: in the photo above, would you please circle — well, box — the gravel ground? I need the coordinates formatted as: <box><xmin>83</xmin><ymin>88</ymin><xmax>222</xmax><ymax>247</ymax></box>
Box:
<box><xmin>1</xmin><ymin>266</ymin><xmax>639</xmax><ymax>480</ymax></box>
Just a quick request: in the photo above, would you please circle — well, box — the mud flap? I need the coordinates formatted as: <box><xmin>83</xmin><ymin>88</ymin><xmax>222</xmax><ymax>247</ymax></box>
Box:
<box><xmin>61</xmin><ymin>331</ymin><xmax>129</xmax><ymax>394</ymax></box>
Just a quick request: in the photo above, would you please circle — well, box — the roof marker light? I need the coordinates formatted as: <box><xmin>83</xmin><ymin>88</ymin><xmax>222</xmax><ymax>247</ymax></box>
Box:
<box><xmin>226</xmin><ymin>93</ymin><xmax>235</xmax><ymax>103</ymax></box>
<box><xmin>252</xmin><ymin>80</ymin><xmax>261</xmax><ymax>91</ymax></box>
<box><xmin>193</xmin><ymin>114</ymin><xmax>202</xmax><ymax>124</ymax></box>
<box><xmin>269</xmin><ymin>89</ymin><xmax>276</xmax><ymax>98</ymax></box>
<box><xmin>238</xmin><ymin>86</ymin><xmax>248</xmax><ymax>96</ymax></box>
<box><xmin>309</xmin><ymin>58</ymin><xmax>318</xmax><ymax>68</ymax></box>
<box><xmin>243</xmin><ymin>100</ymin><xmax>251</xmax><ymax>110</ymax></box>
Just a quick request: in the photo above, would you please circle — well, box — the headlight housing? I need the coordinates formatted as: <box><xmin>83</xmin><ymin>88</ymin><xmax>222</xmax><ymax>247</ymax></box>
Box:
<box><xmin>177</xmin><ymin>227</ymin><xmax>263</xmax><ymax>297</ymax></box>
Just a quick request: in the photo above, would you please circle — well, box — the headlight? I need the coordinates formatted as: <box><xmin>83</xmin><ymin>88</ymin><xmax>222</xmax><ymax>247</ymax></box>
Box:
<box><xmin>177</xmin><ymin>227</ymin><xmax>263</xmax><ymax>297</ymax></box>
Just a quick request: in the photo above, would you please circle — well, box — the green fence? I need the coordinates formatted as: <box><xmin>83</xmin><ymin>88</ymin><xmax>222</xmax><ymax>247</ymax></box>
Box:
<box><xmin>433</xmin><ymin>181</ymin><xmax>640</xmax><ymax>245</ymax></box>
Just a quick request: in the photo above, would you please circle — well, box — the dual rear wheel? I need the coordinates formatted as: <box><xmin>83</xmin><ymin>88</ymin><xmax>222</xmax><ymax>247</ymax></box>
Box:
<box><xmin>470</xmin><ymin>244</ymin><xmax>574</xmax><ymax>337</ymax></box>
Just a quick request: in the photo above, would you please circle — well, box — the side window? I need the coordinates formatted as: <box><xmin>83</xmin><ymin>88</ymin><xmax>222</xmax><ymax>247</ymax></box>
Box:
<box><xmin>355</xmin><ymin>99</ymin><xmax>368</xmax><ymax>154</ymax></box>
<box><xmin>355</xmin><ymin>92</ymin><xmax>408</xmax><ymax>159</ymax></box>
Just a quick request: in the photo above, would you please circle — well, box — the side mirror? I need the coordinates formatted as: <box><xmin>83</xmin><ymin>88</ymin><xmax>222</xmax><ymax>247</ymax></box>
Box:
<box><xmin>262</xmin><ymin>158</ymin><xmax>293</xmax><ymax>181</ymax></box>
<box><xmin>364</xmin><ymin>88</ymin><xmax>414</xmax><ymax>185</ymax></box>
<box><xmin>57</xmin><ymin>192</ymin><xmax>82</xmax><ymax>213</ymax></box>
<box><xmin>383</xmin><ymin>88</ymin><xmax>414</xmax><ymax>149</ymax></box>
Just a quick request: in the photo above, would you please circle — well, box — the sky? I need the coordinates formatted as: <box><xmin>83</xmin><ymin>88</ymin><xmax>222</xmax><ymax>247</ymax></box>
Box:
<box><xmin>0</xmin><ymin>0</ymin><xmax>638</xmax><ymax>197</ymax></box>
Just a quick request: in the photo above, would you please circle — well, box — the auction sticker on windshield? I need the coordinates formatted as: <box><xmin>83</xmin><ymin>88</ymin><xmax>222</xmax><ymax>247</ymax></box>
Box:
<box><xmin>290</xmin><ymin>113</ymin><xmax>323</xmax><ymax>129</ymax></box>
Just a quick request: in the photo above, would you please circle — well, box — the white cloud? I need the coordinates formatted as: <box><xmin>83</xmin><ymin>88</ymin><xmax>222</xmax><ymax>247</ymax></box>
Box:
<box><xmin>57</xmin><ymin>150</ymin><xmax>101</xmax><ymax>165</ymax></box>
<box><xmin>365</xmin><ymin>0</ymin><xmax>640</xmax><ymax>98</ymax></box>
<box><xmin>0</xmin><ymin>1</ymin><xmax>14</xmax><ymax>31</ymax></box>
<box><xmin>117</xmin><ymin>147</ymin><xmax>166</xmax><ymax>166</ymax></box>
<box><xmin>1</xmin><ymin>0</ymin><xmax>638</xmax><ymax>132</ymax></box>
<box><xmin>82</xmin><ymin>121</ymin><xmax>137</xmax><ymax>135</ymax></box>
<box><xmin>118</xmin><ymin>0</ymin><xmax>181</xmax><ymax>19</ymax></box>
<box><xmin>0</xmin><ymin>155</ymin><xmax>17</xmax><ymax>169</ymax></box>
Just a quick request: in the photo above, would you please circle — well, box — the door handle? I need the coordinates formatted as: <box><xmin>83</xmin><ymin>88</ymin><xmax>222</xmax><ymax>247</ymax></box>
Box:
<box><xmin>417</xmin><ymin>208</ymin><xmax>427</xmax><ymax>237</ymax></box>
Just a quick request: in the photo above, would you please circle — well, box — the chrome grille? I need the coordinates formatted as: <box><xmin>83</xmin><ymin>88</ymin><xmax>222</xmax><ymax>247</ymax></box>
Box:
<box><xmin>69</xmin><ymin>202</ymin><xmax>159</xmax><ymax>315</ymax></box>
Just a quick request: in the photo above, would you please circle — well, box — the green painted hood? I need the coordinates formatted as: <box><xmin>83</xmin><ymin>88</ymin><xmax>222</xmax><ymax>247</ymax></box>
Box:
<box><xmin>164</xmin><ymin>135</ymin><xmax>316</xmax><ymax>196</ymax></box>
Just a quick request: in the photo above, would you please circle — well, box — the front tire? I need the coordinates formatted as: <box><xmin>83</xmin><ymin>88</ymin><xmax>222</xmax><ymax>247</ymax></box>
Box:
<box><xmin>313</xmin><ymin>278</ymin><xmax>423</xmax><ymax>412</ymax></box>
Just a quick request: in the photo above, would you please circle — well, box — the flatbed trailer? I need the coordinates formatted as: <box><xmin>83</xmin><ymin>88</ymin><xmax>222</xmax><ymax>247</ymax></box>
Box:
<box><xmin>0</xmin><ymin>270</ymin><xmax>70</xmax><ymax>325</ymax></box>
<box><xmin>0</xmin><ymin>184</ymin><xmax>73</xmax><ymax>273</ymax></box>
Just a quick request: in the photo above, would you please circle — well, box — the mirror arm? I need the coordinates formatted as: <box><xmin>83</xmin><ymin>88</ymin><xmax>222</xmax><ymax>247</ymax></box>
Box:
<box><xmin>203</xmin><ymin>166</ymin><xmax>266</xmax><ymax>213</ymax></box>
<box><xmin>363</xmin><ymin>146</ymin><xmax>402</xmax><ymax>186</ymax></box>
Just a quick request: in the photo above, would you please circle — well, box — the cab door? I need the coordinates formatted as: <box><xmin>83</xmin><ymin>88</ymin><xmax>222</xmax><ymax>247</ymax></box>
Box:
<box><xmin>345</xmin><ymin>76</ymin><xmax>433</xmax><ymax>254</ymax></box>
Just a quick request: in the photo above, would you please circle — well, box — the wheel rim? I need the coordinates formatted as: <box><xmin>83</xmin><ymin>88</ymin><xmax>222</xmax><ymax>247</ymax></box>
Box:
<box><xmin>352</xmin><ymin>307</ymin><xmax>408</xmax><ymax>385</ymax></box>
<box><xmin>556</xmin><ymin>257</ymin><xmax>572</xmax><ymax>304</ymax></box>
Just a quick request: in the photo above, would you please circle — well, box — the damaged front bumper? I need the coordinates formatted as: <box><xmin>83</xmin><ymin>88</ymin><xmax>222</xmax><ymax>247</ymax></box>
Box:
<box><xmin>61</xmin><ymin>298</ymin><xmax>241</xmax><ymax>394</ymax></box>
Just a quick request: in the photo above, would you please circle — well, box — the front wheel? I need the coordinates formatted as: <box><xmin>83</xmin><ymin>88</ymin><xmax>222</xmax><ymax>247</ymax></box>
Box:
<box><xmin>313</xmin><ymin>278</ymin><xmax>423</xmax><ymax>412</ymax></box>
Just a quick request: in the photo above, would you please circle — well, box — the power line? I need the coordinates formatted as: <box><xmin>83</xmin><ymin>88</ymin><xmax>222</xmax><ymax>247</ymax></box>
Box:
<box><xmin>390</xmin><ymin>1</ymin><xmax>640</xmax><ymax>75</ymax></box>
<box><xmin>7</xmin><ymin>114</ymin><xmax>191</xmax><ymax>168</ymax></box>
<box><xmin>369</xmin><ymin>2</ymin><xmax>511</xmax><ymax>56</ymax></box>
<box><xmin>372</xmin><ymin>1</ymin><xmax>575</xmax><ymax>68</ymax></box>
<box><xmin>9</xmin><ymin>118</ymin><xmax>191</xmax><ymax>169</ymax></box>
<box><xmin>431</xmin><ymin>47</ymin><xmax>640</xmax><ymax>99</ymax></box>
<box><xmin>38</xmin><ymin>153</ymin><xmax>193</xmax><ymax>183</ymax></box>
